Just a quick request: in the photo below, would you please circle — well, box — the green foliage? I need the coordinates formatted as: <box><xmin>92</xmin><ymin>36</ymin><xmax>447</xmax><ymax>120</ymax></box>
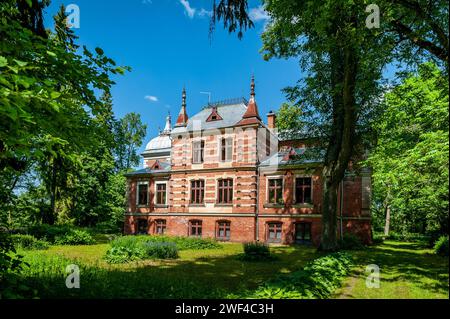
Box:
<box><xmin>0</xmin><ymin>231</ymin><xmax>36</xmax><ymax>298</ymax></box>
<box><xmin>26</xmin><ymin>224</ymin><xmax>72</xmax><ymax>242</ymax></box>
<box><xmin>369</xmin><ymin>63</ymin><xmax>449</xmax><ymax>237</ymax></box>
<box><xmin>10</xmin><ymin>234</ymin><xmax>49</xmax><ymax>250</ymax></box>
<box><xmin>275</xmin><ymin>103</ymin><xmax>304</xmax><ymax>140</ymax></box>
<box><xmin>239</xmin><ymin>252</ymin><xmax>352</xmax><ymax>299</ymax></box>
<box><xmin>433</xmin><ymin>236</ymin><xmax>449</xmax><ymax>256</ymax></box>
<box><xmin>339</xmin><ymin>234</ymin><xmax>364</xmax><ymax>250</ymax></box>
<box><xmin>105</xmin><ymin>236</ymin><xmax>181</xmax><ymax>263</ymax></box>
<box><xmin>54</xmin><ymin>229</ymin><xmax>95</xmax><ymax>245</ymax></box>
<box><xmin>238</xmin><ymin>242</ymin><xmax>274</xmax><ymax>261</ymax></box>
<box><xmin>142</xmin><ymin>242</ymin><xmax>179</xmax><ymax>259</ymax></box>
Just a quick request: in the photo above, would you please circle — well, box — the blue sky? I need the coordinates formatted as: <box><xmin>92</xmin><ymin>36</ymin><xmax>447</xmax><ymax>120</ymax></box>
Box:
<box><xmin>43</xmin><ymin>0</ymin><xmax>301</xmax><ymax>163</ymax></box>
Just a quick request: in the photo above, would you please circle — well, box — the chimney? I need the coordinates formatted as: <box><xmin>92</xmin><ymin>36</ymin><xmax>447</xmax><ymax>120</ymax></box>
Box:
<box><xmin>267</xmin><ymin>110</ymin><xmax>276</xmax><ymax>129</ymax></box>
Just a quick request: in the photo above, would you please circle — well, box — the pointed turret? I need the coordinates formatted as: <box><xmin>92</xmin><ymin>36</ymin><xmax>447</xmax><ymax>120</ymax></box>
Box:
<box><xmin>175</xmin><ymin>87</ymin><xmax>188</xmax><ymax>127</ymax></box>
<box><xmin>162</xmin><ymin>112</ymin><xmax>172</xmax><ymax>134</ymax></box>
<box><xmin>237</xmin><ymin>76</ymin><xmax>261</xmax><ymax>125</ymax></box>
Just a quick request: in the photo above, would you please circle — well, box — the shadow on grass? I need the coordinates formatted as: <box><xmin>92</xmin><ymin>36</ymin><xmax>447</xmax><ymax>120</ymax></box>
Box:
<box><xmin>20</xmin><ymin>245</ymin><xmax>321</xmax><ymax>299</ymax></box>
<box><xmin>345</xmin><ymin>241</ymin><xmax>449</xmax><ymax>297</ymax></box>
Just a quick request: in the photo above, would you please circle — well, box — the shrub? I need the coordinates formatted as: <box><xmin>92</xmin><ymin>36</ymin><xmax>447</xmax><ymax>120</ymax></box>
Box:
<box><xmin>386</xmin><ymin>232</ymin><xmax>430</xmax><ymax>243</ymax></box>
<box><xmin>143</xmin><ymin>242</ymin><xmax>178</xmax><ymax>259</ymax></box>
<box><xmin>105</xmin><ymin>236</ymin><xmax>180</xmax><ymax>263</ymax></box>
<box><xmin>104</xmin><ymin>246</ymin><xmax>145</xmax><ymax>264</ymax></box>
<box><xmin>238</xmin><ymin>242</ymin><xmax>274</xmax><ymax>261</ymax></box>
<box><xmin>372</xmin><ymin>233</ymin><xmax>385</xmax><ymax>245</ymax></box>
<box><xmin>26</xmin><ymin>224</ymin><xmax>71</xmax><ymax>242</ymax></box>
<box><xmin>54</xmin><ymin>229</ymin><xmax>95</xmax><ymax>245</ymax></box>
<box><xmin>241</xmin><ymin>252</ymin><xmax>352</xmax><ymax>299</ymax></box>
<box><xmin>339</xmin><ymin>233</ymin><xmax>364</xmax><ymax>250</ymax></box>
<box><xmin>433</xmin><ymin>236</ymin><xmax>449</xmax><ymax>256</ymax></box>
<box><xmin>11</xmin><ymin>234</ymin><xmax>49</xmax><ymax>250</ymax></box>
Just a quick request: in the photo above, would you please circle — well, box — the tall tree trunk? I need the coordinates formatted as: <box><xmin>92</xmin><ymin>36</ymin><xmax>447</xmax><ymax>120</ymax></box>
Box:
<box><xmin>384</xmin><ymin>204</ymin><xmax>391</xmax><ymax>237</ymax></box>
<box><xmin>320</xmin><ymin>10</ymin><xmax>358</xmax><ymax>251</ymax></box>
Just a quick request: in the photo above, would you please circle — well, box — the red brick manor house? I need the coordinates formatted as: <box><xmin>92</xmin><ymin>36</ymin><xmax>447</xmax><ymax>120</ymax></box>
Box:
<box><xmin>124</xmin><ymin>78</ymin><xmax>372</xmax><ymax>245</ymax></box>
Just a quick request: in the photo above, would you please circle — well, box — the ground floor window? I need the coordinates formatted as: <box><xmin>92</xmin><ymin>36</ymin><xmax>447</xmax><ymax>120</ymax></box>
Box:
<box><xmin>189</xmin><ymin>220</ymin><xmax>202</xmax><ymax>237</ymax></box>
<box><xmin>136</xmin><ymin>219</ymin><xmax>148</xmax><ymax>235</ymax></box>
<box><xmin>216</xmin><ymin>221</ymin><xmax>231</xmax><ymax>240</ymax></box>
<box><xmin>267</xmin><ymin>222</ymin><xmax>282</xmax><ymax>243</ymax></box>
<box><xmin>295</xmin><ymin>222</ymin><xmax>312</xmax><ymax>244</ymax></box>
<box><xmin>155</xmin><ymin>219</ymin><xmax>166</xmax><ymax>235</ymax></box>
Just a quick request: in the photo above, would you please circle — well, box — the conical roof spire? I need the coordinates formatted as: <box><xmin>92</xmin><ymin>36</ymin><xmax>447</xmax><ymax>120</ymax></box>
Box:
<box><xmin>175</xmin><ymin>87</ymin><xmax>188</xmax><ymax>127</ymax></box>
<box><xmin>162</xmin><ymin>111</ymin><xmax>171</xmax><ymax>134</ymax></box>
<box><xmin>237</xmin><ymin>75</ymin><xmax>261</xmax><ymax>125</ymax></box>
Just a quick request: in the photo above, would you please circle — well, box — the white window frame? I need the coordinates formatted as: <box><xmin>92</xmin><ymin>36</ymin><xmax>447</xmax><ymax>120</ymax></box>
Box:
<box><xmin>154</xmin><ymin>181</ymin><xmax>168</xmax><ymax>206</ymax></box>
<box><xmin>293</xmin><ymin>175</ymin><xmax>314</xmax><ymax>205</ymax></box>
<box><xmin>219</xmin><ymin>137</ymin><xmax>233</xmax><ymax>162</ymax></box>
<box><xmin>266</xmin><ymin>175</ymin><xmax>285</xmax><ymax>204</ymax></box>
<box><xmin>136</xmin><ymin>181</ymin><xmax>149</xmax><ymax>206</ymax></box>
<box><xmin>192</xmin><ymin>140</ymin><xmax>204</xmax><ymax>164</ymax></box>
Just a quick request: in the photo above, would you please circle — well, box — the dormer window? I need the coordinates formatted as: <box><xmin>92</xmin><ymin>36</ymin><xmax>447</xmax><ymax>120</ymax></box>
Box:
<box><xmin>206</xmin><ymin>107</ymin><xmax>223</xmax><ymax>122</ymax></box>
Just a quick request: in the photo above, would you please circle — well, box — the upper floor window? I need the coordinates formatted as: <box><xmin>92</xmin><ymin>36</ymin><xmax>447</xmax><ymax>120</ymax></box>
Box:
<box><xmin>220</xmin><ymin>138</ymin><xmax>233</xmax><ymax>161</ymax></box>
<box><xmin>268</xmin><ymin>178</ymin><xmax>283</xmax><ymax>204</ymax></box>
<box><xmin>189</xmin><ymin>220</ymin><xmax>202</xmax><ymax>237</ymax></box>
<box><xmin>190</xmin><ymin>180</ymin><xmax>205</xmax><ymax>204</ymax></box>
<box><xmin>137</xmin><ymin>182</ymin><xmax>149</xmax><ymax>206</ymax></box>
<box><xmin>193</xmin><ymin>140</ymin><xmax>204</xmax><ymax>163</ymax></box>
<box><xmin>217</xmin><ymin>179</ymin><xmax>233</xmax><ymax>204</ymax></box>
<box><xmin>155</xmin><ymin>181</ymin><xmax>168</xmax><ymax>205</ymax></box>
<box><xmin>295</xmin><ymin>177</ymin><xmax>312</xmax><ymax>204</ymax></box>
<box><xmin>216</xmin><ymin>221</ymin><xmax>231</xmax><ymax>240</ymax></box>
<box><xmin>155</xmin><ymin>219</ymin><xmax>166</xmax><ymax>235</ymax></box>
<box><xmin>267</xmin><ymin>222</ymin><xmax>282</xmax><ymax>243</ymax></box>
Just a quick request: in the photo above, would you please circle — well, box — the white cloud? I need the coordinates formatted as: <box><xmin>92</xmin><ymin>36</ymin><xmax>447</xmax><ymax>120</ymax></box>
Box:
<box><xmin>249</xmin><ymin>5</ymin><xmax>269</xmax><ymax>22</ymax></box>
<box><xmin>198</xmin><ymin>8</ymin><xmax>212</xmax><ymax>17</ymax></box>
<box><xmin>179</xmin><ymin>0</ymin><xmax>196</xmax><ymax>19</ymax></box>
<box><xmin>144</xmin><ymin>95</ymin><xmax>158</xmax><ymax>102</ymax></box>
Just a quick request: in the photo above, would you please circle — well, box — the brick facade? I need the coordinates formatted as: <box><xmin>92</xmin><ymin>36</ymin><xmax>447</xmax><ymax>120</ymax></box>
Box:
<box><xmin>124</xmin><ymin>84</ymin><xmax>372</xmax><ymax>246</ymax></box>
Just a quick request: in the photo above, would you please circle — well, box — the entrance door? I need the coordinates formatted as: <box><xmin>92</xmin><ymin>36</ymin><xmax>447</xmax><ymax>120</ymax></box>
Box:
<box><xmin>295</xmin><ymin>222</ymin><xmax>312</xmax><ymax>244</ymax></box>
<box><xmin>136</xmin><ymin>219</ymin><xmax>148</xmax><ymax>235</ymax></box>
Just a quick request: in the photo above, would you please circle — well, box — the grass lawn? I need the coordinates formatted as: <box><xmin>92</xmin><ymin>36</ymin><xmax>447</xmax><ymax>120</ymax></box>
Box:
<box><xmin>333</xmin><ymin>240</ymin><xmax>449</xmax><ymax>299</ymax></box>
<box><xmin>20</xmin><ymin>242</ymin><xmax>323</xmax><ymax>298</ymax></box>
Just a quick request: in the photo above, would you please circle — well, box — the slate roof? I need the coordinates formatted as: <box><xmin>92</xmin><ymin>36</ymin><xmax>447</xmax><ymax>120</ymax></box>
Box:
<box><xmin>124</xmin><ymin>161</ymin><xmax>171</xmax><ymax>176</ymax></box>
<box><xmin>260</xmin><ymin>147</ymin><xmax>325</xmax><ymax>167</ymax></box>
<box><xmin>171</xmin><ymin>102</ymin><xmax>249</xmax><ymax>134</ymax></box>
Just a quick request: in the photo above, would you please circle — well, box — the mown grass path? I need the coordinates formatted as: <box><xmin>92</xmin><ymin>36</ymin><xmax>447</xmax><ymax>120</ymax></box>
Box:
<box><xmin>333</xmin><ymin>240</ymin><xmax>449</xmax><ymax>299</ymax></box>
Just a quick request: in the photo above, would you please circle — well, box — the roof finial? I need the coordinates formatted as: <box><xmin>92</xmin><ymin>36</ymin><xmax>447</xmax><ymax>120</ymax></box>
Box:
<box><xmin>250</xmin><ymin>75</ymin><xmax>255</xmax><ymax>100</ymax></box>
<box><xmin>182</xmin><ymin>86</ymin><xmax>186</xmax><ymax>108</ymax></box>
<box><xmin>176</xmin><ymin>86</ymin><xmax>189</xmax><ymax>127</ymax></box>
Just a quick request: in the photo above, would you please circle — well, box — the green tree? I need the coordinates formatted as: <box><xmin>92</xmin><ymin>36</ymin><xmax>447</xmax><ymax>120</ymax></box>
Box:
<box><xmin>369</xmin><ymin>63</ymin><xmax>449</xmax><ymax>238</ymax></box>
<box><xmin>113</xmin><ymin>113</ymin><xmax>147</xmax><ymax>172</ymax></box>
<box><xmin>275</xmin><ymin>103</ymin><xmax>304</xmax><ymax>140</ymax></box>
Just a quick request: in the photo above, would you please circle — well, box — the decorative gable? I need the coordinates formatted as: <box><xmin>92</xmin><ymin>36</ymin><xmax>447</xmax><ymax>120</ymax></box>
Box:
<box><xmin>151</xmin><ymin>160</ymin><xmax>162</xmax><ymax>170</ymax></box>
<box><xmin>206</xmin><ymin>107</ymin><xmax>223</xmax><ymax>122</ymax></box>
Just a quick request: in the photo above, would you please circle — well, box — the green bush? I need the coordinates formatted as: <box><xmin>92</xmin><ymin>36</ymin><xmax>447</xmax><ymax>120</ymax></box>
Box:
<box><xmin>386</xmin><ymin>232</ymin><xmax>430</xmax><ymax>243</ymax></box>
<box><xmin>372</xmin><ymin>232</ymin><xmax>385</xmax><ymax>245</ymax></box>
<box><xmin>26</xmin><ymin>224</ymin><xmax>71</xmax><ymax>242</ymax></box>
<box><xmin>54</xmin><ymin>229</ymin><xmax>95</xmax><ymax>245</ymax></box>
<box><xmin>11</xmin><ymin>234</ymin><xmax>49</xmax><ymax>250</ymax></box>
<box><xmin>240</xmin><ymin>252</ymin><xmax>352</xmax><ymax>299</ymax></box>
<box><xmin>339</xmin><ymin>233</ymin><xmax>364</xmax><ymax>250</ymax></box>
<box><xmin>143</xmin><ymin>242</ymin><xmax>178</xmax><ymax>259</ymax></box>
<box><xmin>433</xmin><ymin>236</ymin><xmax>449</xmax><ymax>256</ymax></box>
<box><xmin>105</xmin><ymin>236</ymin><xmax>179</xmax><ymax>263</ymax></box>
<box><xmin>238</xmin><ymin>242</ymin><xmax>275</xmax><ymax>261</ymax></box>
